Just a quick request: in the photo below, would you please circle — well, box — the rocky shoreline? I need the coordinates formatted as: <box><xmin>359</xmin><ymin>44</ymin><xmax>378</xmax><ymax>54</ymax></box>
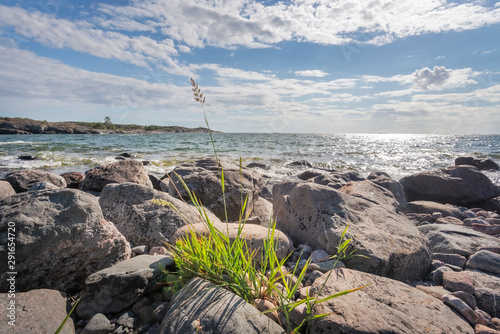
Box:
<box><xmin>1</xmin><ymin>156</ymin><xmax>500</xmax><ymax>333</ymax></box>
<box><xmin>0</xmin><ymin>117</ymin><xmax>214</xmax><ymax>135</ymax></box>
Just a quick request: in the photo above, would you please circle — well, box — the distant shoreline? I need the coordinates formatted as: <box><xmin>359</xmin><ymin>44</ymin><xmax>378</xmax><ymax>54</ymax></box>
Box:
<box><xmin>0</xmin><ymin>117</ymin><xmax>218</xmax><ymax>135</ymax></box>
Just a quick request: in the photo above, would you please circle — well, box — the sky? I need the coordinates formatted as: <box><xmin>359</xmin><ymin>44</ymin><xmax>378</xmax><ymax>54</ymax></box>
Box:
<box><xmin>0</xmin><ymin>0</ymin><xmax>499</xmax><ymax>134</ymax></box>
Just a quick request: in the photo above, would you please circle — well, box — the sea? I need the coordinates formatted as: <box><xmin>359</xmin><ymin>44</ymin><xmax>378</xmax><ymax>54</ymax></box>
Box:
<box><xmin>1</xmin><ymin>133</ymin><xmax>499</xmax><ymax>185</ymax></box>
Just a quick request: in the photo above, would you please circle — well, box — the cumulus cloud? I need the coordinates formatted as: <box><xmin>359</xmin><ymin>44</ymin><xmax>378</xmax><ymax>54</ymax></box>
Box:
<box><xmin>366</xmin><ymin>66</ymin><xmax>478</xmax><ymax>92</ymax></box>
<box><xmin>295</xmin><ymin>70</ymin><xmax>329</xmax><ymax>78</ymax></box>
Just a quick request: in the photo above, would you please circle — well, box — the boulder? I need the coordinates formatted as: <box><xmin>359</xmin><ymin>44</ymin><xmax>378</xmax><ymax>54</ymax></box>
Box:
<box><xmin>0</xmin><ymin>189</ymin><xmax>131</xmax><ymax>293</ymax></box>
<box><xmin>250</xmin><ymin>196</ymin><xmax>273</xmax><ymax>226</ymax></box>
<box><xmin>403</xmin><ymin>200</ymin><xmax>465</xmax><ymax>219</ymax></box>
<box><xmin>0</xmin><ymin>180</ymin><xmax>16</xmax><ymax>199</ymax></box>
<box><xmin>174</xmin><ymin>222</ymin><xmax>293</xmax><ymax>264</ymax></box>
<box><xmin>81</xmin><ymin>313</ymin><xmax>111</xmax><ymax>334</ymax></box>
<box><xmin>246</xmin><ymin>162</ymin><xmax>271</xmax><ymax>170</ymax></box>
<box><xmin>0</xmin><ymin>289</ymin><xmax>75</xmax><ymax>334</ymax></box>
<box><xmin>433</xmin><ymin>253</ymin><xmax>467</xmax><ymax>268</ymax></box>
<box><xmin>168</xmin><ymin>158</ymin><xmax>262</xmax><ymax>222</ymax></box>
<box><xmin>28</xmin><ymin>181</ymin><xmax>61</xmax><ymax>191</ymax></box>
<box><xmin>468</xmin><ymin>270</ymin><xmax>500</xmax><ymax>318</ymax></box>
<box><xmin>76</xmin><ymin>255</ymin><xmax>175</xmax><ymax>320</ymax></box>
<box><xmin>298</xmin><ymin>170</ymin><xmax>323</xmax><ymax>180</ymax></box>
<box><xmin>467</xmin><ymin>250</ymin><xmax>500</xmax><ymax>275</ymax></box>
<box><xmin>159</xmin><ymin>277</ymin><xmax>285</xmax><ymax>334</ymax></box>
<box><xmin>442</xmin><ymin>271</ymin><xmax>475</xmax><ymax>295</ymax></box>
<box><xmin>3</xmin><ymin>170</ymin><xmax>67</xmax><ymax>192</ymax></box>
<box><xmin>60</xmin><ymin>172</ymin><xmax>85</xmax><ymax>189</ymax></box>
<box><xmin>312</xmin><ymin>171</ymin><xmax>363</xmax><ymax>189</ymax></box>
<box><xmin>99</xmin><ymin>182</ymin><xmax>221</xmax><ymax>247</ymax></box>
<box><xmin>80</xmin><ymin>160</ymin><xmax>153</xmax><ymax>192</ymax></box>
<box><xmin>308</xmin><ymin>268</ymin><xmax>474</xmax><ymax>334</ymax></box>
<box><xmin>286</xmin><ymin>160</ymin><xmax>312</xmax><ymax>168</ymax></box>
<box><xmin>273</xmin><ymin>181</ymin><xmax>431</xmax><ymax>281</ymax></box>
<box><xmin>400</xmin><ymin>166</ymin><xmax>500</xmax><ymax>205</ymax></box>
<box><xmin>367</xmin><ymin>171</ymin><xmax>407</xmax><ymax>210</ymax></box>
<box><xmin>338</xmin><ymin>179</ymin><xmax>401</xmax><ymax>211</ymax></box>
<box><xmin>418</xmin><ymin>224</ymin><xmax>500</xmax><ymax>257</ymax></box>
<box><xmin>455</xmin><ymin>157</ymin><xmax>500</xmax><ymax>171</ymax></box>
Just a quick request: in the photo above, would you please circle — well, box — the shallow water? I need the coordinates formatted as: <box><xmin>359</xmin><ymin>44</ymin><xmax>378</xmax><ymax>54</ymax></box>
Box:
<box><xmin>0</xmin><ymin>133</ymin><xmax>499</xmax><ymax>183</ymax></box>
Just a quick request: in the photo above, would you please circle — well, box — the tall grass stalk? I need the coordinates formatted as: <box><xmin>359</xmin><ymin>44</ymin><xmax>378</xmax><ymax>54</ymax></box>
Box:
<box><xmin>159</xmin><ymin>79</ymin><xmax>366</xmax><ymax>333</ymax></box>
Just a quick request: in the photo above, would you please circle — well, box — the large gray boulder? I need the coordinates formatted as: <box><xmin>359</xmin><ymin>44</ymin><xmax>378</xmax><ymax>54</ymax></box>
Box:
<box><xmin>400</xmin><ymin>166</ymin><xmax>500</xmax><ymax>205</ymax></box>
<box><xmin>159</xmin><ymin>277</ymin><xmax>285</xmax><ymax>334</ymax></box>
<box><xmin>273</xmin><ymin>181</ymin><xmax>431</xmax><ymax>281</ymax></box>
<box><xmin>0</xmin><ymin>289</ymin><xmax>75</xmax><ymax>334</ymax></box>
<box><xmin>0</xmin><ymin>189</ymin><xmax>131</xmax><ymax>293</ymax></box>
<box><xmin>169</xmin><ymin>158</ymin><xmax>263</xmax><ymax>222</ymax></box>
<box><xmin>174</xmin><ymin>222</ymin><xmax>293</xmax><ymax>264</ymax></box>
<box><xmin>367</xmin><ymin>171</ymin><xmax>407</xmax><ymax>210</ymax></box>
<box><xmin>467</xmin><ymin>250</ymin><xmax>500</xmax><ymax>275</ymax></box>
<box><xmin>338</xmin><ymin>179</ymin><xmax>401</xmax><ymax>210</ymax></box>
<box><xmin>418</xmin><ymin>224</ymin><xmax>500</xmax><ymax>257</ymax></box>
<box><xmin>99</xmin><ymin>182</ymin><xmax>221</xmax><ymax>247</ymax></box>
<box><xmin>3</xmin><ymin>170</ymin><xmax>66</xmax><ymax>192</ymax></box>
<box><xmin>80</xmin><ymin>160</ymin><xmax>153</xmax><ymax>192</ymax></box>
<box><xmin>76</xmin><ymin>255</ymin><xmax>175</xmax><ymax>320</ymax></box>
<box><xmin>308</xmin><ymin>268</ymin><xmax>474</xmax><ymax>334</ymax></box>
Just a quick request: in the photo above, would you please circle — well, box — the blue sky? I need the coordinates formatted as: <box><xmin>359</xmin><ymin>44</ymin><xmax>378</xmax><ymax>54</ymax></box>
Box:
<box><xmin>0</xmin><ymin>0</ymin><xmax>499</xmax><ymax>134</ymax></box>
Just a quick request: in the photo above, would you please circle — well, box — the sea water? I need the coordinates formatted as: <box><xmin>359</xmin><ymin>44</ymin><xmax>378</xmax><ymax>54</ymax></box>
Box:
<box><xmin>0</xmin><ymin>133</ymin><xmax>499</xmax><ymax>184</ymax></box>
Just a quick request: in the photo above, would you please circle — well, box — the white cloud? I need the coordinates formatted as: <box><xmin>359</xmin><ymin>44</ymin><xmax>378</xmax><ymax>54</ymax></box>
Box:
<box><xmin>295</xmin><ymin>70</ymin><xmax>329</xmax><ymax>78</ymax></box>
<box><xmin>0</xmin><ymin>45</ymin><xmax>188</xmax><ymax>109</ymax></box>
<box><xmin>90</xmin><ymin>0</ymin><xmax>500</xmax><ymax>49</ymax></box>
<box><xmin>365</xmin><ymin>66</ymin><xmax>478</xmax><ymax>92</ymax></box>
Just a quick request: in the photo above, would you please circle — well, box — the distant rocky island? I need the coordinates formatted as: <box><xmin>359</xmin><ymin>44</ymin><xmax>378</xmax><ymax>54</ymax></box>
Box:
<box><xmin>0</xmin><ymin>117</ymin><xmax>216</xmax><ymax>134</ymax></box>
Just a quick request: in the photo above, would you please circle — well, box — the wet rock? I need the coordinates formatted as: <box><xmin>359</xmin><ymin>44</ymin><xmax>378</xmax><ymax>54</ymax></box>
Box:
<box><xmin>76</xmin><ymin>255</ymin><xmax>175</xmax><ymax>320</ymax></box>
<box><xmin>286</xmin><ymin>160</ymin><xmax>312</xmax><ymax>168</ymax></box>
<box><xmin>80</xmin><ymin>160</ymin><xmax>153</xmax><ymax>192</ymax></box>
<box><xmin>0</xmin><ymin>289</ymin><xmax>75</xmax><ymax>334</ymax></box>
<box><xmin>99</xmin><ymin>182</ymin><xmax>221</xmax><ymax>248</ymax></box>
<box><xmin>18</xmin><ymin>155</ymin><xmax>37</xmax><ymax>160</ymax></box>
<box><xmin>169</xmin><ymin>158</ymin><xmax>263</xmax><ymax>222</ymax></box>
<box><xmin>298</xmin><ymin>170</ymin><xmax>323</xmax><ymax>180</ymax></box>
<box><xmin>4</xmin><ymin>169</ymin><xmax>67</xmax><ymax>192</ymax></box>
<box><xmin>246</xmin><ymin>162</ymin><xmax>271</xmax><ymax>170</ymax></box>
<box><xmin>400</xmin><ymin>166</ymin><xmax>500</xmax><ymax>205</ymax></box>
<box><xmin>309</xmin><ymin>268</ymin><xmax>474</xmax><ymax>334</ymax></box>
<box><xmin>467</xmin><ymin>250</ymin><xmax>500</xmax><ymax>275</ymax></box>
<box><xmin>273</xmin><ymin>181</ymin><xmax>431</xmax><ymax>281</ymax></box>
<box><xmin>159</xmin><ymin>277</ymin><xmax>285</xmax><ymax>334</ymax></box>
<box><xmin>0</xmin><ymin>189</ymin><xmax>130</xmax><ymax>293</ymax></box>
<box><xmin>418</xmin><ymin>224</ymin><xmax>500</xmax><ymax>257</ymax></box>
